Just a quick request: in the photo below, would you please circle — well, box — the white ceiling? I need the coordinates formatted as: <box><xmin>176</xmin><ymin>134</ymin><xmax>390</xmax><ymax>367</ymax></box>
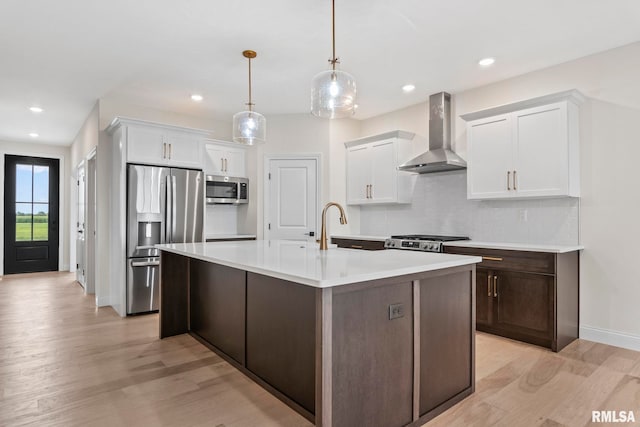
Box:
<box><xmin>2</xmin><ymin>0</ymin><xmax>640</xmax><ymax>146</ymax></box>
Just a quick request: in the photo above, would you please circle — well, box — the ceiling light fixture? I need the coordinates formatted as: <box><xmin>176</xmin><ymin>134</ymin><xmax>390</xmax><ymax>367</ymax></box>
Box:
<box><xmin>233</xmin><ymin>50</ymin><xmax>266</xmax><ymax>145</ymax></box>
<box><xmin>478</xmin><ymin>57</ymin><xmax>495</xmax><ymax>67</ymax></box>
<box><xmin>402</xmin><ymin>84</ymin><xmax>416</xmax><ymax>93</ymax></box>
<box><xmin>191</xmin><ymin>94</ymin><xmax>203</xmax><ymax>102</ymax></box>
<box><xmin>29</xmin><ymin>106</ymin><xmax>44</xmax><ymax>113</ymax></box>
<box><xmin>310</xmin><ymin>0</ymin><xmax>357</xmax><ymax>119</ymax></box>
<box><xmin>29</xmin><ymin>132</ymin><xmax>39</xmax><ymax>138</ymax></box>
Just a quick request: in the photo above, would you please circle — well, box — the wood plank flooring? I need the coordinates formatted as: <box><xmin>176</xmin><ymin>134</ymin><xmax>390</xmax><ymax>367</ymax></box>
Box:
<box><xmin>1</xmin><ymin>272</ymin><xmax>639</xmax><ymax>426</ymax></box>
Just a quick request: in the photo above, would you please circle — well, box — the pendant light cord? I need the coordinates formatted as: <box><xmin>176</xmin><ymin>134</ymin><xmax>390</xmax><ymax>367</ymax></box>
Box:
<box><xmin>247</xmin><ymin>56</ymin><xmax>253</xmax><ymax>111</ymax></box>
<box><xmin>330</xmin><ymin>0</ymin><xmax>338</xmax><ymax>70</ymax></box>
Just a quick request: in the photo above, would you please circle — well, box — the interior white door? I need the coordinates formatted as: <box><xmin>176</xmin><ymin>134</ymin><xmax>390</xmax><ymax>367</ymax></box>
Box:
<box><xmin>267</xmin><ymin>158</ymin><xmax>318</xmax><ymax>241</ymax></box>
<box><xmin>85</xmin><ymin>154</ymin><xmax>97</xmax><ymax>295</ymax></box>
<box><xmin>76</xmin><ymin>164</ymin><xmax>86</xmax><ymax>287</ymax></box>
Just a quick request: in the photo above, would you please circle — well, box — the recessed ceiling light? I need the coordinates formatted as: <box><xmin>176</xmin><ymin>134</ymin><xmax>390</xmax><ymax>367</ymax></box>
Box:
<box><xmin>402</xmin><ymin>84</ymin><xmax>416</xmax><ymax>93</ymax></box>
<box><xmin>29</xmin><ymin>132</ymin><xmax>39</xmax><ymax>138</ymax></box>
<box><xmin>354</xmin><ymin>104</ymin><xmax>359</xmax><ymax>110</ymax></box>
<box><xmin>478</xmin><ymin>57</ymin><xmax>495</xmax><ymax>67</ymax></box>
<box><xmin>191</xmin><ymin>94</ymin><xmax>203</xmax><ymax>102</ymax></box>
<box><xmin>29</xmin><ymin>106</ymin><xmax>44</xmax><ymax>113</ymax></box>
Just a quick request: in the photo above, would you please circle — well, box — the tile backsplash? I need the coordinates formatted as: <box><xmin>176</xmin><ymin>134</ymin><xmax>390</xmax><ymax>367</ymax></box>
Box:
<box><xmin>359</xmin><ymin>171</ymin><xmax>579</xmax><ymax>245</ymax></box>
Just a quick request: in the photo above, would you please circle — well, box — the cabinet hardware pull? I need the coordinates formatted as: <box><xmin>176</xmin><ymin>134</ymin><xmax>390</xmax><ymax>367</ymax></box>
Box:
<box><xmin>163</xmin><ymin>143</ymin><xmax>166</xmax><ymax>159</ymax></box>
<box><xmin>221</xmin><ymin>158</ymin><xmax>224</xmax><ymax>171</ymax></box>
<box><xmin>482</xmin><ymin>256</ymin><xmax>503</xmax><ymax>262</ymax></box>
<box><xmin>369</xmin><ymin>184</ymin><xmax>373</xmax><ymax>199</ymax></box>
<box><xmin>513</xmin><ymin>170</ymin><xmax>517</xmax><ymax>190</ymax></box>
<box><xmin>507</xmin><ymin>171</ymin><xmax>511</xmax><ymax>190</ymax></box>
<box><xmin>168</xmin><ymin>143</ymin><xmax>172</xmax><ymax>159</ymax></box>
<box><xmin>351</xmin><ymin>245</ymin><xmax>364</xmax><ymax>249</ymax></box>
<box><xmin>366</xmin><ymin>184</ymin><xmax>370</xmax><ymax>199</ymax></box>
<box><xmin>225</xmin><ymin>158</ymin><xmax>228</xmax><ymax>172</ymax></box>
<box><xmin>487</xmin><ymin>275</ymin><xmax>492</xmax><ymax>297</ymax></box>
<box><xmin>493</xmin><ymin>275</ymin><xmax>498</xmax><ymax>297</ymax></box>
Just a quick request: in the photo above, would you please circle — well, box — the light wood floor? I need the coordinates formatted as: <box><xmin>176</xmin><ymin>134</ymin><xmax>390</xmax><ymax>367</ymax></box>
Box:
<box><xmin>0</xmin><ymin>272</ymin><xmax>638</xmax><ymax>426</ymax></box>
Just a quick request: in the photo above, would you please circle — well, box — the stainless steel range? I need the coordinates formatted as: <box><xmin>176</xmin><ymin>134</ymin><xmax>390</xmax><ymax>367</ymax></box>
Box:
<box><xmin>384</xmin><ymin>234</ymin><xmax>470</xmax><ymax>253</ymax></box>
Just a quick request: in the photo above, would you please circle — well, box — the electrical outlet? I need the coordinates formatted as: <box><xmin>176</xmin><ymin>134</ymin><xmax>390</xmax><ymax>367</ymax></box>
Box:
<box><xmin>389</xmin><ymin>303</ymin><xmax>404</xmax><ymax>320</ymax></box>
<box><xmin>518</xmin><ymin>208</ymin><xmax>528</xmax><ymax>222</ymax></box>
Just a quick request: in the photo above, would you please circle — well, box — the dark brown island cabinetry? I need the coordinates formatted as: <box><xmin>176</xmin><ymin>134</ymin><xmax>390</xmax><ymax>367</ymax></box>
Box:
<box><xmin>443</xmin><ymin>246</ymin><xmax>579</xmax><ymax>352</ymax></box>
<box><xmin>159</xmin><ymin>250</ymin><xmax>476</xmax><ymax>427</ymax></box>
<box><xmin>331</xmin><ymin>237</ymin><xmax>386</xmax><ymax>250</ymax></box>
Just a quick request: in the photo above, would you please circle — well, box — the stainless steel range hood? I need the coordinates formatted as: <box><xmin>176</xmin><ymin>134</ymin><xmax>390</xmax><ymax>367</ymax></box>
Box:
<box><xmin>398</xmin><ymin>92</ymin><xmax>467</xmax><ymax>173</ymax></box>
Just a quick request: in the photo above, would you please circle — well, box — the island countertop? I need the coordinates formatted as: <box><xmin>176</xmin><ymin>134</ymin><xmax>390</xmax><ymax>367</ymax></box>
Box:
<box><xmin>156</xmin><ymin>240</ymin><xmax>481</xmax><ymax>288</ymax></box>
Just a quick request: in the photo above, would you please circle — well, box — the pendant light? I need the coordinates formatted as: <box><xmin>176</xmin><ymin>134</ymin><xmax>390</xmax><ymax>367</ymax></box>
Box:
<box><xmin>233</xmin><ymin>50</ymin><xmax>266</xmax><ymax>145</ymax></box>
<box><xmin>310</xmin><ymin>0</ymin><xmax>357</xmax><ymax>119</ymax></box>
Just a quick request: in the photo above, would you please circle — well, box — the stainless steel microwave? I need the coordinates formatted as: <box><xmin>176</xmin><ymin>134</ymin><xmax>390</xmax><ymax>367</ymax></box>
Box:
<box><xmin>205</xmin><ymin>175</ymin><xmax>248</xmax><ymax>204</ymax></box>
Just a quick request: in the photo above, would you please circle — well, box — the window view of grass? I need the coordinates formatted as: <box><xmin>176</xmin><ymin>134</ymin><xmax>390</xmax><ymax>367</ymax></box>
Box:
<box><xmin>16</xmin><ymin>213</ymin><xmax>48</xmax><ymax>241</ymax></box>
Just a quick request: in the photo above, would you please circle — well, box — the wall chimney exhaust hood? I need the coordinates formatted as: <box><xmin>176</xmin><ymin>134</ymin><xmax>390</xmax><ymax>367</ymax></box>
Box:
<box><xmin>398</xmin><ymin>92</ymin><xmax>467</xmax><ymax>174</ymax></box>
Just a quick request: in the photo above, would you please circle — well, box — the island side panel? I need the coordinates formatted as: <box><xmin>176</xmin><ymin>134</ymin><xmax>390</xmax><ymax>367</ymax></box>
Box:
<box><xmin>419</xmin><ymin>269</ymin><xmax>474</xmax><ymax>418</ymax></box>
<box><xmin>159</xmin><ymin>251</ymin><xmax>189</xmax><ymax>338</ymax></box>
<box><xmin>246</xmin><ymin>272</ymin><xmax>317</xmax><ymax>416</ymax></box>
<box><xmin>555</xmin><ymin>251</ymin><xmax>579</xmax><ymax>351</ymax></box>
<box><xmin>190</xmin><ymin>260</ymin><xmax>246</xmax><ymax>365</ymax></box>
<box><xmin>331</xmin><ymin>280</ymin><xmax>414</xmax><ymax>427</ymax></box>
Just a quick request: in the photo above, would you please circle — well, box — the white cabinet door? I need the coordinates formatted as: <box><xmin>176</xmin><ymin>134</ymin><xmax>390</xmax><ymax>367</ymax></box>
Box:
<box><xmin>127</xmin><ymin>126</ymin><xmax>166</xmax><ymax>165</ymax></box>
<box><xmin>165</xmin><ymin>132</ymin><xmax>202</xmax><ymax>168</ymax></box>
<box><xmin>346</xmin><ymin>145</ymin><xmax>370</xmax><ymax>204</ymax></box>
<box><xmin>205</xmin><ymin>145</ymin><xmax>226</xmax><ymax>175</ymax></box>
<box><xmin>204</xmin><ymin>143</ymin><xmax>246</xmax><ymax>177</ymax></box>
<box><xmin>370</xmin><ymin>140</ymin><xmax>396</xmax><ymax>202</ymax></box>
<box><xmin>225</xmin><ymin>148</ymin><xmax>246</xmax><ymax>177</ymax></box>
<box><xmin>513</xmin><ymin>103</ymin><xmax>568</xmax><ymax>197</ymax></box>
<box><xmin>463</xmin><ymin>90</ymin><xmax>582</xmax><ymax>200</ymax></box>
<box><xmin>467</xmin><ymin>115</ymin><xmax>513</xmax><ymax>199</ymax></box>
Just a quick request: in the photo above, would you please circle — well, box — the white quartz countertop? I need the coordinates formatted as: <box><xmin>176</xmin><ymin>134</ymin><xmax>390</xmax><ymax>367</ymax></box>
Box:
<box><xmin>443</xmin><ymin>241</ymin><xmax>584</xmax><ymax>253</ymax></box>
<box><xmin>331</xmin><ymin>234</ymin><xmax>388</xmax><ymax>242</ymax></box>
<box><xmin>157</xmin><ymin>240</ymin><xmax>481</xmax><ymax>288</ymax></box>
<box><xmin>205</xmin><ymin>234</ymin><xmax>257</xmax><ymax>240</ymax></box>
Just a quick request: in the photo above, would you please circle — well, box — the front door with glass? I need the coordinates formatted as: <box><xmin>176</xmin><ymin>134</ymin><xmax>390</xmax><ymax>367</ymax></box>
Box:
<box><xmin>3</xmin><ymin>155</ymin><xmax>59</xmax><ymax>274</ymax></box>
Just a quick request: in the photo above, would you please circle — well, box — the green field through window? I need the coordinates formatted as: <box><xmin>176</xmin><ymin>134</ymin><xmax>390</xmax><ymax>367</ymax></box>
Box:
<box><xmin>15</xmin><ymin>215</ymin><xmax>48</xmax><ymax>241</ymax></box>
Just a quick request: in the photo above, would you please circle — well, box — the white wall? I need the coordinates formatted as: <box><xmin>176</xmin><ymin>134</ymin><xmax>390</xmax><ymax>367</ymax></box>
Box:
<box><xmin>329</xmin><ymin>119</ymin><xmax>362</xmax><ymax>234</ymax></box>
<box><xmin>0</xmin><ymin>141</ymin><xmax>70</xmax><ymax>275</ymax></box>
<box><xmin>99</xmin><ymin>96</ymin><xmax>232</xmax><ymax>139</ymax></box>
<box><xmin>357</xmin><ymin>41</ymin><xmax>640</xmax><ymax>350</ymax></box>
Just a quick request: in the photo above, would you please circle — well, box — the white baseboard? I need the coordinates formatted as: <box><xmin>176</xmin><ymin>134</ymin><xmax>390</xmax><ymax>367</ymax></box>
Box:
<box><xmin>95</xmin><ymin>296</ymin><xmax>111</xmax><ymax>307</ymax></box>
<box><xmin>580</xmin><ymin>325</ymin><xmax>640</xmax><ymax>352</ymax></box>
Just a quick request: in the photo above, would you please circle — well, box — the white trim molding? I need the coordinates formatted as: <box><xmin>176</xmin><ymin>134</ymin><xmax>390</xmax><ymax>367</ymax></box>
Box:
<box><xmin>580</xmin><ymin>325</ymin><xmax>640</xmax><ymax>352</ymax></box>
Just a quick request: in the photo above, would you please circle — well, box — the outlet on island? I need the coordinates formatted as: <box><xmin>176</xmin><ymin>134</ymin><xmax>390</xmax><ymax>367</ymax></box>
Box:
<box><xmin>389</xmin><ymin>303</ymin><xmax>404</xmax><ymax>320</ymax></box>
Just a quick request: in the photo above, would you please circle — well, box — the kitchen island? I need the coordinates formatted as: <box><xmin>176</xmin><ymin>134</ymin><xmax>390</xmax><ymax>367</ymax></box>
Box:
<box><xmin>157</xmin><ymin>240</ymin><xmax>481</xmax><ymax>427</ymax></box>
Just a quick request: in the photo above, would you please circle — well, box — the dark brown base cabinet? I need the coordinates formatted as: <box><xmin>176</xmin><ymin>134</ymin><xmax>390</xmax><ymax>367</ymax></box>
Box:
<box><xmin>331</xmin><ymin>237</ymin><xmax>386</xmax><ymax>250</ymax></box>
<box><xmin>159</xmin><ymin>251</ymin><xmax>476</xmax><ymax>427</ymax></box>
<box><xmin>444</xmin><ymin>246</ymin><xmax>579</xmax><ymax>352</ymax></box>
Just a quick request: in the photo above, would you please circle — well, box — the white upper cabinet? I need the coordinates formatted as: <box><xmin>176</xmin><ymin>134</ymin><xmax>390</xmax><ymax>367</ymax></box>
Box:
<box><xmin>345</xmin><ymin>131</ymin><xmax>415</xmax><ymax>205</ymax></box>
<box><xmin>461</xmin><ymin>90</ymin><xmax>584</xmax><ymax>200</ymax></box>
<box><xmin>204</xmin><ymin>140</ymin><xmax>246</xmax><ymax>177</ymax></box>
<box><xmin>110</xmin><ymin>118</ymin><xmax>207</xmax><ymax>169</ymax></box>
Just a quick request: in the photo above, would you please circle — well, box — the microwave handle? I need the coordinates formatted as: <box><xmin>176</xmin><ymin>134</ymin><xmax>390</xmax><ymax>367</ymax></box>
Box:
<box><xmin>237</xmin><ymin>181</ymin><xmax>241</xmax><ymax>201</ymax></box>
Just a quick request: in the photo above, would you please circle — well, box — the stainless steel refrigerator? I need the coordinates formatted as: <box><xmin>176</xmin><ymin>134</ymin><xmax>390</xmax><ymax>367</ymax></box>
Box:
<box><xmin>126</xmin><ymin>164</ymin><xmax>203</xmax><ymax>314</ymax></box>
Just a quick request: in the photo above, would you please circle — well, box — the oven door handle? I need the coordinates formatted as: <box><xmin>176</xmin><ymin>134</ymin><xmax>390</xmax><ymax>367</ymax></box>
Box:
<box><xmin>131</xmin><ymin>260</ymin><xmax>160</xmax><ymax>267</ymax></box>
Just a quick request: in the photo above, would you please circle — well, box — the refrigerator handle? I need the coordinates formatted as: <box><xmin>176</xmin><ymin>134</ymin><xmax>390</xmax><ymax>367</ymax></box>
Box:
<box><xmin>165</xmin><ymin>174</ymin><xmax>172</xmax><ymax>242</ymax></box>
<box><xmin>172</xmin><ymin>175</ymin><xmax>177</xmax><ymax>242</ymax></box>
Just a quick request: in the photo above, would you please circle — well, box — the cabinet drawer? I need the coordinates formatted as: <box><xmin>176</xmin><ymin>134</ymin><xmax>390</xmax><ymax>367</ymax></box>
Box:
<box><xmin>444</xmin><ymin>246</ymin><xmax>555</xmax><ymax>274</ymax></box>
<box><xmin>331</xmin><ymin>238</ymin><xmax>386</xmax><ymax>251</ymax></box>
